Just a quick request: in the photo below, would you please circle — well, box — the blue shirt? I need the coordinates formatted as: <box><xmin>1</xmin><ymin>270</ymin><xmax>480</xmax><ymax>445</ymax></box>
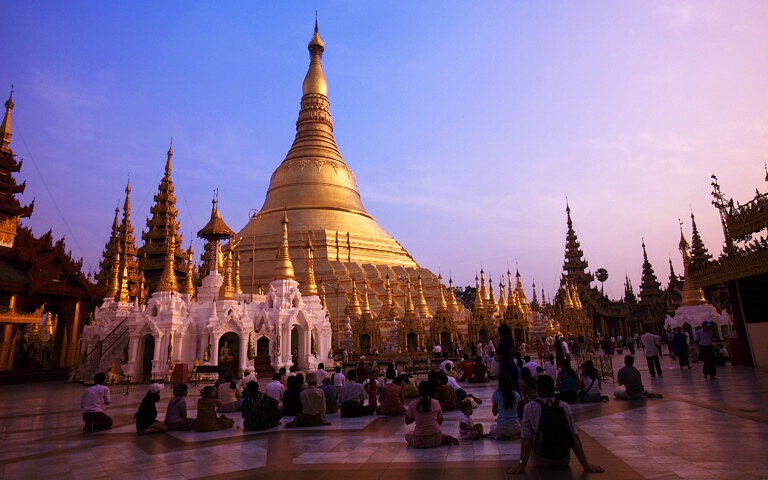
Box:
<box><xmin>492</xmin><ymin>389</ymin><xmax>520</xmax><ymax>426</ymax></box>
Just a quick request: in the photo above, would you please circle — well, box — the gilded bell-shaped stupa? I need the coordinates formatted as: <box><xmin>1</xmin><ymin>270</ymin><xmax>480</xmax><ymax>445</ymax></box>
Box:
<box><xmin>235</xmin><ymin>23</ymin><xmax>446</xmax><ymax>331</ymax></box>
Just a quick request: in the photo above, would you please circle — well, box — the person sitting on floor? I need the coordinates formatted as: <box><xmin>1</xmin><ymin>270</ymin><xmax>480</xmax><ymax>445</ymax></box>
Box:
<box><xmin>285</xmin><ymin>372</ymin><xmax>331</xmax><ymax>428</ymax></box>
<box><xmin>81</xmin><ymin>372</ymin><xmax>113</xmax><ymax>431</ymax></box>
<box><xmin>339</xmin><ymin>369</ymin><xmax>376</xmax><ymax>417</ymax></box>
<box><xmin>579</xmin><ymin>361</ymin><xmax>608</xmax><ymax>403</ymax></box>
<box><xmin>460</xmin><ymin>354</ymin><xmax>474</xmax><ymax>382</ymax></box>
<box><xmin>404</xmin><ymin>381</ymin><xmax>460</xmax><ymax>448</ymax></box>
<box><xmin>434</xmin><ymin>372</ymin><xmax>458</xmax><ymax>411</ymax></box>
<box><xmin>165</xmin><ymin>384</ymin><xmax>196</xmax><ymax>431</ymax></box>
<box><xmin>317</xmin><ymin>377</ymin><xmax>338</xmax><ymax>415</ymax></box>
<box><xmin>458</xmin><ymin>398</ymin><xmax>486</xmax><ymax>441</ymax></box>
<box><xmin>282</xmin><ymin>375</ymin><xmax>304</xmax><ymax>416</ymax></box>
<box><xmin>218</xmin><ymin>374</ymin><xmax>242</xmax><ymax>413</ymax></box>
<box><xmin>241</xmin><ymin>381</ymin><xmax>282</xmax><ymax>431</ymax></box>
<box><xmin>490</xmin><ymin>371</ymin><xmax>521</xmax><ymax>440</ymax></box>
<box><xmin>402</xmin><ymin>376</ymin><xmax>419</xmax><ymax>399</ymax></box>
<box><xmin>508</xmin><ymin>375</ymin><xmax>604</xmax><ymax>475</ymax></box>
<box><xmin>196</xmin><ymin>386</ymin><xmax>235</xmax><ymax>432</ymax></box>
<box><xmin>614</xmin><ymin>355</ymin><xmax>662</xmax><ymax>399</ymax></box>
<box><xmin>469</xmin><ymin>356</ymin><xmax>489</xmax><ymax>383</ymax></box>
<box><xmin>135</xmin><ymin>384</ymin><xmax>168</xmax><ymax>435</ymax></box>
<box><xmin>377</xmin><ymin>376</ymin><xmax>406</xmax><ymax>415</ymax></box>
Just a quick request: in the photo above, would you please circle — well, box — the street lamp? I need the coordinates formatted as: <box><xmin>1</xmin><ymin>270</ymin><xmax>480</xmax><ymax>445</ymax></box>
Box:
<box><xmin>248</xmin><ymin>209</ymin><xmax>259</xmax><ymax>302</ymax></box>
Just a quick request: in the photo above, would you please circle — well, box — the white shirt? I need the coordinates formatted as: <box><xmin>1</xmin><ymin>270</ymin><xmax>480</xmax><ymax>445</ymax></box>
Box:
<box><xmin>315</xmin><ymin>368</ymin><xmax>327</xmax><ymax>384</ymax></box>
<box><xmin>81</xmin><ymin>384</ymin><xmax>110</xmax><ymax>413</ymax></box>
<box><xmin>446</xmin><ymin>375</ymin><xmax>462</xmax><ymax>391</ymax></box>
<box><xmin>238</xmin><ymin>372</ymin><xmax>258</xmax><ymax>390</ymax></box>
<box><xmin>523</xmin><ymin>361</ymin><xmax>538</xmax><ymax>377</ymax></box>
<box><xmin>543</xmin><ymin>361</ymin><xmax>557</xmax><ymax>381</ymax></box>
<box><xmin>433</xmin><ymin>345</ymin><xmax>442</xmax><ymax>354</ymax></box>
<box><xmin>561</xmin><ymin>341</ymin><xmax>570</xmax><ymax>354</ymax></box>
<box><xmin>641</xmin><ymin>332</ymin><xmax>661</xmax><ymax>356</ymax></box>
<box><xmin>264</xmin><ymin>380</ymin><xmax>285</xmax><ymax>401</ymax></box>
<box><xmin>440</xmin><ymin>359</ymin><xmax>454</xmax><ymax>373</ymax></box>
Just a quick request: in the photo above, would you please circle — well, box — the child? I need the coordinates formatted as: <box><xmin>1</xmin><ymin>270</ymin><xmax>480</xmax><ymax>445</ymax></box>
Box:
<box><xmin>458</xmin><ymin>399</ymin><xmax>485</xmax><ymax>441</ymax></box>
<box><xmin>366</xmin><ymin>372</ymin><xmax>379</xmax><ymax>408</ymax></box>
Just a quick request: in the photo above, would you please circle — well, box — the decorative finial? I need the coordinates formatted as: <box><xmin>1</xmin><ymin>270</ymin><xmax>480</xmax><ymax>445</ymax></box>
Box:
<box><xmin>315</xmin><ymin>11</ymin><xmax>318</xmax><ymax>32</ymax></box>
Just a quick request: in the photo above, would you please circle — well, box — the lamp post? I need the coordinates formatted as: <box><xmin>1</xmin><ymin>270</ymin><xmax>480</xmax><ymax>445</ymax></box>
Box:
<box><xmin>248</xmin><ymin>209</ymin><xmax>259</xmax><ymax>302</ymax></box>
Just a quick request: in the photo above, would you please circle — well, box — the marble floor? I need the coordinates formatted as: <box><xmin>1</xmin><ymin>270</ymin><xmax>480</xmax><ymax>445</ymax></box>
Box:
<box><xmin>1</xmin><ymin>354</ymin><xmax>767</xmax><ymax>480</ymax></box>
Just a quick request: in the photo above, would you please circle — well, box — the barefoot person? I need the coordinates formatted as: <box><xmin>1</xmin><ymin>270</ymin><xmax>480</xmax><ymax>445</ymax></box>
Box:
<box><xmin>81</xmin><ymin>372</ymin><xmax>112</xmax><ymax>431</ymax></box>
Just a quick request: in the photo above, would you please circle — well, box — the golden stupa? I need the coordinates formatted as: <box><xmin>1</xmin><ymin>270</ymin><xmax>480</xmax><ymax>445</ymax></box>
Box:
<box><xmin>235</xmin><ymin>23</ymin><xmax>448</xmax><ymax>325</ymax></box>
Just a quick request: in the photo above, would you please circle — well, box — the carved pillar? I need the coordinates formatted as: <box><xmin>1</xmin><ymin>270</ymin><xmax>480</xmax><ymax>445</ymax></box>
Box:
<box><xmin>0</xmin><ymin>325</ymin><xmax>14</xmax><ymax>371</ymax></box>
<box><xmin>239</xmin><ymin>333</ymin><xmax>248</xmax><ymax>372</ymax></box>
<box><xmin>128</xmin><ymin>335</ymin><xmax>140</xmax><ymax>379</ymax></box>
<box><xmin>210</xmin><ymin>333</ymin><xmax>220</xmax><ymax>366</ymax></box>
<box><xmin>152</xmin><ymin>334</ymin><xmax>162</xmax><ymax>379</ymax></box>
<box><xmin>66</xmin><ymin>299</ymin><xmax>82</xmax><ymax>367</ymax></box>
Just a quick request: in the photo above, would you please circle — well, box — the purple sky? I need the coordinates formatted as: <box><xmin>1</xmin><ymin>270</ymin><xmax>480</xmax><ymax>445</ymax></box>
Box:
<box><xmin>3</xmin><ymin>2</ymin><xmax>767</xmax><ymax>299</ymax></box>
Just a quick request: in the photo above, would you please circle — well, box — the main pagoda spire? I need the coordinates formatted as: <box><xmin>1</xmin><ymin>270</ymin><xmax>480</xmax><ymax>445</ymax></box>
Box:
<box><xmin>562</xmin><ymin>202</ymin><xmax>594</xmax><ymax>289</ymax></box>
<box><xmin>638</xmin><ymin>240</ymin><xmax>663</xmax><ymax>304</ymax></box>
<box><xmin>137</xmin><ymin>142</ymin><xmax>187</xmax><ymax>292</ymax></box>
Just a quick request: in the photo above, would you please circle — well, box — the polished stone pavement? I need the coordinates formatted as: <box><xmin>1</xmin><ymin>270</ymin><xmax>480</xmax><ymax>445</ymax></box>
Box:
<box><xmin>1</xmin><ymin>354</ymin><xmax>767</xmax><ymax>480</ymax></box>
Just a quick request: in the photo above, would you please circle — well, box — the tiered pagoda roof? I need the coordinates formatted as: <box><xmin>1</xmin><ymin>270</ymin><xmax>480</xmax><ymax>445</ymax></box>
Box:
<box><xmin>562</xmin><ymin>203</ymin><xmax>594</xmax><ymax>289</ymax></box>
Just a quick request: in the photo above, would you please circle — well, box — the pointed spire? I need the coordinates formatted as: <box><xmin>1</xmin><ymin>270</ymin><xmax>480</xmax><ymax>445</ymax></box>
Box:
<box><xmin>404</xmin><ymin>278</ymin><xmax>415</xmax><ymax>314</ymax></box>
<box><xmin>118</xmin><ymin>256</ymin><xmax>130</xmax><ymax>303</ymax></box>
<box><xmin>234</xmin><ymin>251</ymin><xmax>242</xmax><ymax>295</ymax></box>
<box><xmin>107</xmin><ymin>246</ymin><xmax>120</xmax><ymax>300</ymax></box>
<box><xmin>361</xmin><ymin>281</ymin><xmax>371</xmax><ymax>314</ymax></box>
<box><xmin>563</xmin><ymin>280</ymin><xmax>574</xmax><ymax>308</ymax></box>
<box><xmin>562</xmin><ymin>202</ymin><xmax>594</xmax><ymax>288</ymax></box>
<box><xmin>474</xmin><ymin>274</ymin><xmax>484</xmax><ymax>311</ymax></box>
<box><xmin>415</xmin><ymin>274</ymin><xmax>430</xmax><ymax>318</ymax></box>
<box><xmin>479</xmin><ymin>268</ymin><xmax>489</xmax><ymax>302</ymax></box>
<box><xmin>319</xmin><ymin>281</ymin><xmax>329</xmax><ymax>312</ymax></box>
<box><xmin>1</xmin><ymin>86</ymin><xmax>13</xmax><ymax>153</ymax></box>
<box><xmin>219</xmin><ymin>239</ymin><xmax>236</xmax><ymax>300</ymax></box>
<box><xmin>488</xmin><ymin>278</ymin><xmax>497</xmax><ymax>313</ymax></box>
<box><xmin>165</xmin><ymin>139</ymin><xmax>173</xmax><ymax>176</ymax></box>
<box><xmin>436</xmin><ymin>273</ymin><xmax>448</xmax><ymax>313</ymax></box>
<box><xmin>379</xmin><ymin>274</ymin><xmax>395</xmax><ymax>317</ymax></box>
<box><xmin>273</xmin><ymin>210</ymin><xmax>296</xmax><ymax>280</ymax></box>
<box><xmin>303</xmin><ymin>19</ymin><xmax>327</xmax><ymax>96</ymax></box>
<box><xmin>156</xmin><ymin>234</ymin><xmax>179</xmax><ymax>293</ymax></box>
<box><xmin>507</xmin><ymin>270</ymin><xmax>516</xmax><ymax>308</ymax></box>
<box><xmin>689</xmin><ymin>211</ymin><xmax>712</xmax><ymax>270</ymax></box>
<box><xmin>303</xmin><ymin>234</ymin><xmax>318</xmax><ymax>295</ymax></box>
<box><xmin>497</xmin><ymin>280</ymin><xmax>507</xmax><ymax>313</ymax></box>
<box><xmin>447</xmin><ymin>276</ymin><xmax>460</xmax><ymax>313</ymax></box>
<box><xmin>183</xmin><ymin>243</ymin><xmax>196</xmax><ymax>297</ymax></box>
<box><xmin>639</xmin><ymin>239</ymin><xmax>663</xmax><ymax>303</ymax></box>
<box><xmin>348</xmin><ymin>277</ymin><xmax>362</xmax><ymax>316</ymax></box>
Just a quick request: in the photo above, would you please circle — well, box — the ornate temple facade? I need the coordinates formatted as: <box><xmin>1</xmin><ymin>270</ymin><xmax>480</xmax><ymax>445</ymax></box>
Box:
<box><xmin>0</xmin><ymin>91</ymin><xmax>100</xmax><ymax>382</ymax></box>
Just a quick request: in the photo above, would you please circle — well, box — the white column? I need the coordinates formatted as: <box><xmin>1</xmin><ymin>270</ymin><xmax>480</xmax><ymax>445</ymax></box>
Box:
<box><xmin>211</xmin><ymin>335</ymin><xmax>220</xmax><ymax>366</ymax></box>
<box><xmin>239</xmin><ymin>333</ymin><xmax>248</xmax><ymax>372</ymax></box>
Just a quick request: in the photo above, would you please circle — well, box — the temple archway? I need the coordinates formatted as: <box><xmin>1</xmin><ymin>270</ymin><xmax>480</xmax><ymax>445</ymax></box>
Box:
<box><xmin>140</xmin><ymin>334</ymin><xmax>154</xmax><ymax>382</ymax></box>
<box><xmin>440</xmin><ymin>331</ymin><xmax>452</xmax><ymax>351</ymax></box>
<box><xmin>257</xmin><ymin>337</ymin><xmax>270</xmax><ymax>357</ymax></box>
<box><xmin>514</xmin><ymin>328</ymin><xmax>524</xmax><ymax>342</ymax></box>
<box><xmin>360</xmin><ymin>334</ymin><xmax>371</xmax><ymax>354</ymax></box>
<box><xmin>218</xmin><ymin>332</ymin><xmax>239</xmax><ymax>376</ymax></box>
<box><xmin>479</xmin><ymin>329</ymin><xmax>488</xmax><ymax>344</ymax></box>
<box><xmin>406</xmin><ymin>332</ymin><xmax>417</xmax><ymax>351</ymax></box>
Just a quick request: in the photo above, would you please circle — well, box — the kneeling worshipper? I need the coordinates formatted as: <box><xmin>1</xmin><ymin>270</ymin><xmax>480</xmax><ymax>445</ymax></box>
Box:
<box><xmin>404</xmin><ymin>381</ymin><xmax>459</xmax><ymax>448</ymax></box>
<box><xmin>135</xmin><ymin>384</ymin><xmax>169</xmax><ymax>435</ymax></box>
<box><xmin>196</xmin><ymin>386</ymin><xmax>235</xmax><ymax>432</ymax></box>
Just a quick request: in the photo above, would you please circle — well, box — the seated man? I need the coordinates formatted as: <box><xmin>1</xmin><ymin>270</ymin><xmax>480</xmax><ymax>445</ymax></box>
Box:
<box><xmin>320</xmin><ymin>376</ymin><xmax>340</xmax><ymax>414</ymax></box>
<box><xmin>339</xmin><ymin>369</ymin><xmax>375</xmax><ymax>417</ymax></box>
<box><xmin>459</xmin><ymin>354</ymin><xmax>474</xmax><ymax>382</ymax></box>
<box><xmin>469</xmin><ymin>356</ymin><xmax>489</xmax><ymax>383</ymax></box>
<box><xmin>509</xmin><ymin>375</ymin><xmax>604</xmax><ymax>475</ymax></box>
<box><xmin>285</xmin><ymin>372</ymin><xmax>331</xmax><ymax>428</ymax></box>
<box><xmin>614</xmin><ymin>355</ymin><xmax>661</xmax><ymax>399</ymax></box>
<box><xmin>81</xmin><ymin>372</ymin><xmax>113</xmax><ymax>431</ymax></box>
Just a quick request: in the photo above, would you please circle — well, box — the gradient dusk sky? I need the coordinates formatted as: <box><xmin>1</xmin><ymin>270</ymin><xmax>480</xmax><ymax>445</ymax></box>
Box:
<box><xmin>2</xmin><ymin>1</ymin><xmax>767</xmax><ymax>299</ymax></box>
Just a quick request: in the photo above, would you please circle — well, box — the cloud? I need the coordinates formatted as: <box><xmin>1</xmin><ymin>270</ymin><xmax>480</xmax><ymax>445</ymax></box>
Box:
<box><xmin>656</xmin><ymin>3</ymin><xmax>694</xmax><ymax>31</ymax></box>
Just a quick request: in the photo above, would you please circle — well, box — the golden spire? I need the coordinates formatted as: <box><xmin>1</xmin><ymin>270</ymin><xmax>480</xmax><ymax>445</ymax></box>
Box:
<box><xmin>319</xmin><ymin>280</ymin><xmax>328</xmax><ymax>311</ymax></box>
<box><xmin>571</xmin><ymin>283</ymin><xmax>582</xmax><ymax>309</ymax></box>
<box><xmin>679</xmin><ymin>223</ymin><xmax>708</xmax><ymax>306</ymax></box>
<box><xmin>118</xmin><ymin>256</ymin><xmax>130</xmax><ymax>303</ymax></box>
<box><xmin>447</xmin><ymin>276</ymin><xmax>459</xmax><ymax>312</ymax></box>
<box><xmin>507</xmin><ymin>269</ymin><xmax>516</xmax><ymax>307</ymax></box>
<box><xmin>107</xmin><ymin>247</ymin><xmax>120</xmax><ymax>299</ymax></box>
<box><xmin>1</xmin><ymin>86</ymin><xmax>13</xmax><ymax>153</ymax></box>
<box><xmin>156</xmin><ymin>234</ymin><xmax>179</xmax><ymax>293</ymax></box>
<box><xmin>165</xmin><ymin>139</ymin><xmax>173</xmax><ymax>177</ymax></box>
<box><xmin>404</xmin><ymin>279</ymin><xmax>415</xmax><ymax>314</ymax></box>
<box><xmin>497</xmin><ymin>280</ymin><xmax>507</xmax><ymax>312</ymax></box>
<box><xmin>361</xmin><ymin>281</ymin><xmax>371</xmax><ymax>314</ymax></box>
<box><xmin>303</xmin><ymin>235</ymin><xmax>318</xmax><ymax>295</ymax></box>
<box><xmin>480</xmin><ymin>268</ymin><xmax>489</xmax><ymax>302</ymax></box>
<box><xmin>516</xmin><ymin>269</ymin><xmax>529</xmax><ymax>308</ymax></box>
<box><xmin>379</xmin><ymin>274</ymin><xmax>395</xmax><ymax>317</ymax></box>
<box><xmin>563</xmin><ymin>280</ymin><xmax>574</xmax><ymax>308</ymax></box>
<box><xmin>219</xmin><ymin>239</ymin><xmax>236</xmax><ymax>300</ymax></box>
<box><xmin>273</xmin><ymin>210</ymin><xmax>296</xmax><ymax>280</ymax></box>
<box><xmin>348</xmin><ymin>277</ymin><xmax>362</xmax><ymax>316</ymax></box>
<box><xmin>474</xmin><ymin>274</ymin><xmax>484</xmax><ymax>310</ymax></box>
<box><xmin>183</xmin><ymin>243</ymin><xmax>196</xmax><ymax>297</ymax></box>
<box><xmin>488</xmin><ymin>276</ymin><xmax>497</xmax><ymax>312</ymax></box>
<box><xmin>234</xmin><ymin>251</ymin><xmax>242</xmax><ymax>295</ymax></box>
<box><xmin>415</xmin><ymin>274</ymin><xmax>430</xmax><ymax>318</ymax></box>
<box><xmin>303</xmin><ymin>18</ymin><xmax>328</xmax><ymax>96</ymax></box>
<box><xmin>435</xmin><ymin>273</ymin><xmax>448</xmax><ymax>313</ymax></box>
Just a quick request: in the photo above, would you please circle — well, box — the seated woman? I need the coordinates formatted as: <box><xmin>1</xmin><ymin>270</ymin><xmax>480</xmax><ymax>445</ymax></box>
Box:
<box><xmin>434</xmin><ymin>372</ymin><xmax>458</xmax><ymax>411</ymax></box>
<box><xmin>196</xmin><ymin>386</ymin><xmax>235</xmax><ymax>432</ymax></box>
<box><xmin>556</xmin><ymin>360</ymin><xmax>581</xmax><ymax>404</ymax></box>
<box><xmin>241</xmin><ymin>381</ymin><xmax>282</xmax><ymax>431</ymax></box>
<box><xmin>282</xmin><ymin>375</ymin><xmax>304</xmax><ymax>416</ymax></box>
<box><xmin>490</xmin><ymin>372</ymin><xmax>521</xmax><ymax>440</ymax></box>
<box><xmin>579</xmin><ymin>360</ymin><xmax>608</xmax><ymax>403</ymax></box>
<box><xmin>217</xmin><ymin>374</ymin><xmax>242</xmax><ymax>413</ymax></box>
<box><xmin>135</xmin><ymin>384</ymin><xmax>168</xmax><ymax>435</ymax></box>
<box><xmin>377</xmin><ymin>376</ymin><xmax>406</xmax><ymax>415</ymax></box>
<box><xmin>402</xmin><ymin>377</ymin><xmax>419</xmax><ymax>398</ymax></box>
<box><xmin>165</xmin><ymin>384</ymin><xmax>196</xmax><ymax>431</ymax></box>
<box><xmin>404</xmin><ymin>381</ymin><xmax>459</xmax><ymax>448</ymax></box>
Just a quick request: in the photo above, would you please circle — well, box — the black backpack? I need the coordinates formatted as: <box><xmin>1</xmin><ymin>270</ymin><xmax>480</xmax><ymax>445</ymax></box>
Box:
<box><xmin>532</xmin><ymin>398</ymin><xmax>574</xmax><ymax>459</ymax></box>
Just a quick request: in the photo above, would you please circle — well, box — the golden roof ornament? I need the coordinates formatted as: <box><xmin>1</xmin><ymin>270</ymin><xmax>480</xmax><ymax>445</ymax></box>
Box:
<box><xmin>1</xmin><ymin>86</ymin><xmax>13</xmax><ymax>153</ymax></box>
<box><xmin>479</xmin><ymin>268</ymin><xmax>489</xmax><ymax>302</ymax></box>
<box><xmin>118</xmin><ymin>254</ymin><xmax>130</xmax><ymax>303</ymax></box>
<box><xmin>435</xmin><ymin>274</ymin><xmax>448</xmax><ymax>313</ymax></box>
<box><xmin>156</xmin><ymin>234</ymin><xmax>179</xmax><ymax>293</ymax></box>
<box><xmin>183</xmin><ymin>243</ymin><xmax>195</xmax><ymax>297</ymax></box>
<box><xmin>404</xmin><ymin>278</ymin><xmax>415</xmax><ymax>314</ymax></box>
<box><xmin>107</xmin><ymin>246</ymin><xmax>120</xmax><ymax>299</ymax></box>
<box><xmin>474</xmin><ymin>274</ymin><xmax>484</xmax><ymax>310</ymax></box>
<box><xmin>497</xmin><ymin>281</ymin><xmax>507</xmax><ymax>312</ymax></box>
<box><xmin>219</xmin><ymin>238</ymin><xmax>236</xmax><ymax>300</ymax></box>
<box><xmin>348</xmin><ymin>276</ymin><xmax>362</xmax><ymax>316</ymax></box>
<box><xmin>415</xmin><ymin>274</ymin><xmax>430</xmax><ymax>318</ymax></box>
<box><xmin>303</xmin><ymin>18</ymin><xmax>328</xmax><ymax>96</ymax></box>
<box><xmin>488</xmin><ymin>277</ymin><xmax>497</xmax><ymax>312</ymax></box>
<box><xmin>379</xmin><ymin>274</ymin><xmax>395</xmax><ymax>317</ymax></box>
<box><xmin>361</xmin><ymin>281</ymin><xmax>371</xmax><ymax>314</ymax></box>
<box><xmin>303</xmin><ymin>234</ymin><xmax>318</xmax><ymax>295</ymax></box>
<box><xmin>234</xmin><ymin>251</ymin><xmax>242</xmax><ymax>295</ymax></box>
<box><xmin>447</xmin><ymin>276</ymin><xmax>459</xmax><ymax>313</ymax></box>
<box><xmin>273</xmin><ymin>210</ymin><xmax>295</xmax><ymax>280</ymax></box>
<box><xmin>678</xmin><ymin>222</ymin><xmax>708</xmax><ymax>306</ymax></box>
